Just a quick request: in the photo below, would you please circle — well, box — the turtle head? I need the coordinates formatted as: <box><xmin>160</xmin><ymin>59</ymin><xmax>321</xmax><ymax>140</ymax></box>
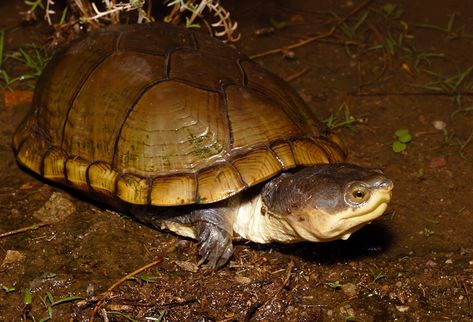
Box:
<box><xmin>261</xmin><ymin>163</ymin><xmax>393</xmax><ymax>242</ymax></box>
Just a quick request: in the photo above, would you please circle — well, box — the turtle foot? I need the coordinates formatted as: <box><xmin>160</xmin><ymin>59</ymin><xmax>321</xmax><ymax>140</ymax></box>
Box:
<box><xmin>197</xmin><ymin>222</ymin><xmax>234</xmax><ymax>268</ymax></box>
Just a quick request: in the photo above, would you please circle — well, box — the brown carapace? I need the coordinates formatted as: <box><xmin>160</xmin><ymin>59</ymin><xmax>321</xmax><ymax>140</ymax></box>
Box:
<box><xmin>12</xmin><ymin>23</ymin><xmax>346</xmax><ymax>207</ymax></box>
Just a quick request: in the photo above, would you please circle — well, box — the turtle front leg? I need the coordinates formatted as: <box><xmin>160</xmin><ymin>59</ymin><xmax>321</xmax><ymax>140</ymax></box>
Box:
<box><xmin>131</xmin><ymin>203</ymin><xmax>235</xmax><ymax>268</ymax></box>
<box><xmin>191</xmin><ymin>207</ymin><xmax>234</xmax><ymax>268</ymax></box>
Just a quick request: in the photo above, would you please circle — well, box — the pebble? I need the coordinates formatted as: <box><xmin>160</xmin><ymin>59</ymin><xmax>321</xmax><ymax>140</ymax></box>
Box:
<box><xmin>339</xmin><ymin>305</ymin><xmax>355</xmax><ymax>316</ymax></box>
<box><xmin>174</xmin><ymin>260</ymin><xmax>199</xmax><ymax>272</ymax></box>
<box><xmin>432</xmin><ymin>120</ymin><xmax>446</xmax><ymax>130</ymax></box>
<box><xmin>1</xmin><ymin>250</ymin><xmax>25</xmax><ymax>267</ymax></box>
<box><xmin>342</xmin><ymin>282</ymin><xmax>358</xmax><ymax>298</ymax></box>
<box><xmin>33</xmin><ymin>192</ymin><xmax>76</xmax><ymax>222</ymax></box>
<box><xmin>234</xmin><ymin>275</ymin><xmax>252</xmax><ymax>284</ymax></box>
<box><xmin>445</xmin><ymin>259</ymin><xmax>453</xmax><ymax>264</ymax></box>
<box><xmin>396</xmin><ymin>305</ymin><xmax>409</xmax><ymax>312</ymax></box>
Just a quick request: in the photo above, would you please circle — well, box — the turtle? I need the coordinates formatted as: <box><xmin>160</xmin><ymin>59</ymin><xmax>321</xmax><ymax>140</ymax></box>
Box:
<box><xmin>12</xmin><ymin>22</ymin><xmax>393</xmax><ymax>268</ymax></box>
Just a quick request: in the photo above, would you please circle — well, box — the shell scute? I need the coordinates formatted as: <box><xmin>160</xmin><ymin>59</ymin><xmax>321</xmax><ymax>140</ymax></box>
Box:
<box><xmin>169</xmin><ymin>48</ymin><xmax>242</xmax><ymax>91</ymax></box>
<box><xmin>117</xmin><ymin>23</ymin><xmax>195</xmax><ymax>55</ymax></box>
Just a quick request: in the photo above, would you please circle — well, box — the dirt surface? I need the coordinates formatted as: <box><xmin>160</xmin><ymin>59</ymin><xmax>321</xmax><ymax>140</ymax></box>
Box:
<box><xmin>1</xmin><ymin>1</ymin><xmax>473</xmax><ymax>321</ymax></box>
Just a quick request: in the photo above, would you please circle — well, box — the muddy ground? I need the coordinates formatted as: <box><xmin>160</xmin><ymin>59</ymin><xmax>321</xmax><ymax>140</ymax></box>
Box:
<box><xmin>1</xmin><ymin>0</ymin><xmax>472</xmax><ymax>321</ymax></box>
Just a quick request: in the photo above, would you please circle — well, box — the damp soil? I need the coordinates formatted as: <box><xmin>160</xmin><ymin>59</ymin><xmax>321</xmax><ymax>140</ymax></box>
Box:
<box><xmin>1</xmin><ymin>1</ymin><xmax>472</xmax><ymax>321</ymax></box>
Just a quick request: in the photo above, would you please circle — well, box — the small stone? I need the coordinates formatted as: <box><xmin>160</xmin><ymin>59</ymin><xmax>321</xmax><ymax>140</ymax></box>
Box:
<box><xmin>234</xmin><ymin>276</ymin><xmax>252</xmax><ymax>284</ymax></box>
<box><xmin>285</xmin><ymin>305</ymin><xmax>295</xmax><ymax>314</ymax></box>
<box><xmin>33</xmin><ymin>192</ymin><xmax>76</xmax><ymax>223</ymax></box>
<box><xmin>426</xmin><ymin>260</ymin><xmax>437</xmax><ymax>267</ymax></box>
<box><xmin>432</xmin><ymin>120</ymin><xmax>446</xmax><ymax>130</ymax></box>
<box><xmin>342</xmin><ymin>282</ymin><xmax>358</xmax><ymax>298</ymax></box>
<box><xmin>445</xmin><ymin>259</ymin><xmax>453</xmax><ymax>264</ymax></box>
<box><xmin>282</xmin><ymin>48</ymin><xmax>295</xmax><ymax>59</ymax></box>
<box><xmin>396</xmin><ymin>305</ymin><xmax>409</xmax><ymax>312</ymax></box>
<box><xmin>1</xmin><ymin>250</ymin><xmax>25</xmax><ymax>266</ymax></box>
<box><xmin>174</xmin><ymin>260</ymin><xmax>199</xmax><ymax>272</ymax></box>
<box><xmin>19</xmin><ymin>181</ymin><xmax>36</xmax><ymax>190</ymax></box>
<box><xmin>340</xmin><ymin>306</ymin><xmax>355</xmax><ymax>316</ymax></box>
<box><xmin>469</xmin><ymin>260</ymin><xmax>473</xmax><ymax>265</ymax></box>
<box><xmin>86</xmin><ymin>284</ymin><xmax>95</xmax><ymax>296</ymax></box>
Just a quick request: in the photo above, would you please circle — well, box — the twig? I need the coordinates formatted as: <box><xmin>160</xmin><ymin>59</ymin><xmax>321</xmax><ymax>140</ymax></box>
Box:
<box><xmin>284</xmin><ymin>66</ymin><xmax>311</xmax><ymax>82</ymax></box>
<box><xmin>0</xmin><ymin>222</ymin><xmax>52</xmax><ymax>238</ymax></box>
<box><xmin>250</xmin><ymin>0</ymin><xmax>373</xmax><ymax>59</ymax></box>
<box><xmin>89</xmin><ymin>257</ymin><xmax>163</xmax><ymax>322</ymax></box>
<box><xmin>274</xmin><ymin>260</ymin><xmax>294</xmax><ymax>296</ymax></box>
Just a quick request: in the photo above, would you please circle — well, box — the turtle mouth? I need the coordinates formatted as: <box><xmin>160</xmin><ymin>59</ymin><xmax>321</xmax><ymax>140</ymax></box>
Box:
<box><xmin>343</xmin><ymin>192</ymin><xmax>391</xmax><ymax>220</ymax></box>
<box><xmin>332</xmin><ymin>200</ymin><xmax>389</xmax><ymax>240</ymax></box>
<box><xmin>345</xmin><ymin>200</ymin><xmax>388</xmax><ymax>223</ymax></box>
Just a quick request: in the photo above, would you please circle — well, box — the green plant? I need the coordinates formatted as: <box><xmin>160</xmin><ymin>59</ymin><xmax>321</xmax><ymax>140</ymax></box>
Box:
<box><xmin>325</xmin><ymin>280</ymin><xmax>342</xmax><ymax>289</ymax></box>
<box><xmin>371</xmin><ymin>271</ymin><xmax>387</xmax><ymax>283</ymax></box>
<box><xmin>392</xmin><ymin>128</ymin><xmax>412</xmax><ymax>152</ymax></box>
<box><xmin>0</xmin><ymin>34</ymin><xmax>49</xmax><ymax>88</ymax></box>
<box><xmin>324</xmin><ymin>103</ymin><xmax>365</xmax><ymax>130</ymax></box>
<box><xmin>1</xmin><ymin>285</ymin><xmax>15</xmax><ymax>293</ymax></box>
<box><xmin>417</xmin><ymin>13</ymin><xmax>473</xmax><ymax>40</ymax></box>
<box><xmin>423</xmin><ymin>227</ymin><xmax>435</xmax><ymax>237</ymax></box>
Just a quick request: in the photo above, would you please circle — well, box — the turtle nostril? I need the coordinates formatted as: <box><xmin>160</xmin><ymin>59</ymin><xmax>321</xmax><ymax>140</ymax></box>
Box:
<box><xmin>378</xmin><ymin>178</ymin><xmax>394</xmax><ymax>191</ymax></box>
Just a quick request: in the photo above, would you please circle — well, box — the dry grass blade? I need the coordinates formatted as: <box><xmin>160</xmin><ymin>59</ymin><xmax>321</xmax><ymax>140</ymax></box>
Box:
<box><xmin>89</xmin><ymin>257</ymin><xmax>163</xmax><ymax>321</ymax></box>
<box><xmin>250</xmin><ymin>0</ymin><xmax>373</xmax><ymax>59</ymax></box>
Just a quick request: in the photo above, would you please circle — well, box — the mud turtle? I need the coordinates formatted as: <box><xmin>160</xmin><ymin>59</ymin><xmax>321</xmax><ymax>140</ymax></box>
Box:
<box><xmin>13</xmin><ymin>23</ymin><xmax>393</xmax><ymax>267</ymax></box>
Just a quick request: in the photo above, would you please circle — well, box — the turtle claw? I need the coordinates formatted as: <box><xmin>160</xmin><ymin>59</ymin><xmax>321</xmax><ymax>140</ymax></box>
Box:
<box><xmin>197</xmin><ymin>222</ymin><xmax>233</xmax><ymax>268</ymax></box>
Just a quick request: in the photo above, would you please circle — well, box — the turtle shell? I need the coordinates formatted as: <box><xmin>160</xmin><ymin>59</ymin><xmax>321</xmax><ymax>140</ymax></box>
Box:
<box><xmin>13</xmin><ymin>23</ymin><xmax>346</xmax><ymax>206</ymax></box>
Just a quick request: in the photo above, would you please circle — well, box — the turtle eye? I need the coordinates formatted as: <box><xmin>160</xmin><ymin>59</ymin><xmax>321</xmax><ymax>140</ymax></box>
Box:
<box><xmin>353</xmin><ymin>190</ymin><xmax>365</xmax><ymax>199</ymax></box>
<box><xmin>345</xmin><ymin>184</ymin><xmax>370</xmax><ymax>205</ymax></box>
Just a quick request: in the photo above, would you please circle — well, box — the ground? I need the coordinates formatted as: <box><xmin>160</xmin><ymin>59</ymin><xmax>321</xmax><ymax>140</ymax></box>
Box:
<box><xmin>0</xmin><ymin>1</ymin><xmax>472</xmax><ymax>321</ymax></box>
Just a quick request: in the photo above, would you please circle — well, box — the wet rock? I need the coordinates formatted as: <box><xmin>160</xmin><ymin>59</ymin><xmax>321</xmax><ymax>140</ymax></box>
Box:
<box><xmin>174</xmin><ymin>260</ymin><xmax>199</xmax><ymax>272</ymax></box>
<box><xmin>33</xmin><ymin>192</ymin><xmax>76</xmax><ymax>223</ymax></box>
<box><xmin>1</xmin><ymin>250</ymin><xmax>25</xmax><ymax>267</ymax></box>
